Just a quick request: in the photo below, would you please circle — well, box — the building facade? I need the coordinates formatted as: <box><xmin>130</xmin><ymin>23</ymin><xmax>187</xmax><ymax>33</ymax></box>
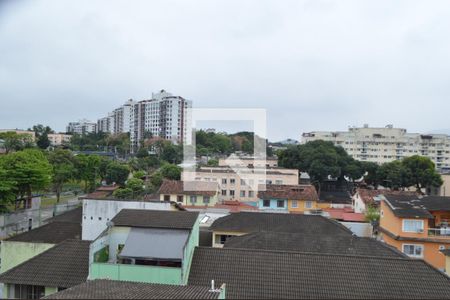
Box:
<box><xmin>379</xmin><ymin>195</ymin><xmax>450</xmax><ymax>271</ymax></box>
<box><xmin>302</xmin><ymin>125</ymin><xmax>450</xmax><ymax>171</ymax></box>
<box><xmin>47</xmin><ymin>133</ymin><xmax>71</xmax><ymax>146</ymax></box>
<box><xmin>66</xmin><ymin>119</ymin><xmax>97</xmax><ymax>135</ymax></box>
<box><xmin>129</xmin><ymin>90</ymin><xmax>192</xmax><ymax>151</ymax></box>
<box><xmin>182</xmin><ymin>166</ymin><xmax>299</xmax><ymax>204</ymax></box>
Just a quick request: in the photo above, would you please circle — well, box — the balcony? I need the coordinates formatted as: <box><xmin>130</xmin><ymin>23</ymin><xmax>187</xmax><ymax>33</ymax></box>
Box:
<box><xmin>427</xmin><ymin>228</ymin><xmax>450</xmax><ymax>237</ymax></box>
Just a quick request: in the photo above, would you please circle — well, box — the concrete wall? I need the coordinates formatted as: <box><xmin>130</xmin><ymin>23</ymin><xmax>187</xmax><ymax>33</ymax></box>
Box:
<box><xmin>181</xmin><ymin>216</ymin><xmax>199</xmax><ymax>284</ymax></box>
<box><xmin>0</xmin><ymin>241</ymin><xmax>54</xmax><ymax>273</ymax></box>
<box><xmin>90</xmin><ymin>263</ymin><xmax>183</xmax><ymax>284</ymax></box>
<box><xmin>340</xmin><ymin>222</ymin><xmax>372</xmax><ymax>237</ymax></box>
<box><xmin>82</xmin><ymin>199</ymin><xmax>174</xmax><ymax>240</ymax></box>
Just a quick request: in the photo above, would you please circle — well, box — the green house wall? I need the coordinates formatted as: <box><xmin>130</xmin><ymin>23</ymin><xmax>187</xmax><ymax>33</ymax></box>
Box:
<box><xmin>0</xmin><ymin>241</ymin><xmax>54</xmax><ymax>273</ymax></box>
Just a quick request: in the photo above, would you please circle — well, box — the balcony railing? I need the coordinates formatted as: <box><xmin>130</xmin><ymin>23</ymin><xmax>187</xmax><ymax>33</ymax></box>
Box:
<box><xmin>428</xmin><ymin>228</ymin><xmax>450</xmax><ymax>237</ymax></box>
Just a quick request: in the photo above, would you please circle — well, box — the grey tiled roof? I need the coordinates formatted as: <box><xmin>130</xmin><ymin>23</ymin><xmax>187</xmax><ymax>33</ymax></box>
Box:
<box><xmin>43</xmin><ymin>279</ymin><xmax>220</xmax><ymax>299</ymax></box>
<box><xmin>210</xmin><ymin>212</ymin><xmax>353</xmax><ymax>236</ymax></box>
<box><xmin>224</xmin><ymin>231</ymin><xmax>406</xmax><ymax>257</ymax></box>
<box><xmin>111</xmin><ymin>209</ymin><xmax>199</xmax><ymax>230</ymax></box>
<box><xmin>5</xmin><ymin>222</ymin><xmax>81</xmax><ymax>244</ymax></box>
<box><xmin>0</xmin><ymin>239</ymin><xmax>90</xmax><ymax>288</ymax></box>
<box><xmin>188</xmin><ymin>247</ymin><xmax>450</xmax><ymax>299</ymax></box>
<box><xmin>48</xmin><ymin>207</ymin><xmax>83</xmax><ymax>224</ymax></box>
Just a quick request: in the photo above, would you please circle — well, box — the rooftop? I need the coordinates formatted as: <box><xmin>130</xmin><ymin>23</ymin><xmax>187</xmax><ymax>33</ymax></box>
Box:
<box><xmin>257</xmin><ymin>184</ymin><xmax>318</xmax><ymax>202</ymax></box>
<box><xmin>210</xmin><ymin>212</ymin><xmax>353</xmax><ymax>236</ymax></box>
<box><xmin>224</xmin><ymin>231</ymin><xmax>405</xmax><ymax>257</ymax></box>
<box><xmin>0</xmin><ymin>239</ymin><xmax>90</xmax><ymax>288</ymax></box>
<box><xmin>357</xmin><ymin>188</ymin><xmax>418</xmax><ymax>205</ymax></box>
<box><xmin>47</xmin><ymin>206</ymin><xmax>82</xmax><ymax>224</ymax></box>
<box><xmin>319</xmin><ymin>190</ymin><xmax>352</xmax><ymax>204</ymax></box>
<box><xmin>188</xmin><ymin>247</ymin><xmax>450</xmax><ymax>299</ymax></box>
<box><xmin>323</xmin><ymin>208</ymin><xmax>366</xmax><ymax>222</ymax></box>
<box><xmin>5</xmin><ymin>221</ymin><xmax>81</xmax><ymax>244</ymax></box>
<box><xmin>383</xmin><ymin>195</ymin><xmax>450</xmax><ymax>219</ymax></box>
<box><xmin>158</xmin><ymin>180</ymin><xmax>218</xmax><ymax>197</ymax></box>
<box><xmin>111</xmin><ymin>209</ymin><xmax>199</xmax><ymax>230</ymax></box>
<box><xmin>43</xmin><ymin>279</ymin><xmax>221</xmax><ymax>299</ymax></box>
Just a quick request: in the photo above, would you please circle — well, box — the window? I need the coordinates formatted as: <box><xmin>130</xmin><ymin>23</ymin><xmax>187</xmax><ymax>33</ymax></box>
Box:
<box><xmin>249</xmin><ymin>179</ymin><xmax>254</xmax><ymax>186</ymax></box>
<box><xmin>230</xmin><ymin>178</ymin><xmax>236</xmax><ymax>185</ymax></box>
<box><xmin>177</xmin><ymin>195</ymin><xmax>183</xmax><ymax>202</ymax></box>
<box><xmin>439</xmin><ymin>245</ymin><xmax>446</xmax><ymax>251</ymax></box>
<box><xmin>248</xmin><ymin>191</ymin><xmax>254</xmax><ymax>197</ymax></box>
<box><xmin>402</xmin><ymin>244</ymin><xmax>424</xmax><ymax>258</ymax></box>
<box><xmin>221</xmin><ymin>190</ymin><xmax>227</xmax><ymax>196</ymax></box>
<box><xmin>240</xmin><ymin>190</ymin><xmax>246</xmax><ymax>197</ymax></box>
<box><xmin>230</xmin><ymin>190</ymin><xmax>235</xmax><ymax>197</ymax></box>
<box><xmin>164</xmin><ymin>195</ymin><xmax>170</xmax><ymax>201</ymax></box>
<box><xmin>14</xmin><ymin>285</ymin><xmax>45</xmax><ymax>299</ymax></box>
<box><xmin>190</xmin><ymin>195</ymin><xmax>197</xmax><ymax>204</ymax></box>
<box><xmin>402</xmin><ymin>219</ymin><xmax>424</xmax><ymax>233</ymax></box>
<box><xmin>203</xmin><ymin>196</ymin><xmax>210</xmax><ymax>204</ymax></box>
<box><xmin>275</xmin><ymin>180</ymin><xmax>283</xmax><ymax>185</ymax></box>
<box><xmin>305</xmin><ymin>201</ymin><xmax>313</xmax><ymax>209</ymax></box>
<box><xmin>277</xmin><ymin>200</ymin><xmax>285</xmax><ymax>208</ymax></box>
<box><xmin>263</xmin><ymin>200</ymin><xmax>271</xmax><ymax>207</ymax></box>
<box><xmin>241</xmin><ymin>179</ymin><xmax>246</xmax><ymax>185</ymax></box>
<box><xmin>380</xmin><ymin>210</ymin><xmax>384</xmax><ymax>218</ymax></box>
<box><xmin>222</xmin><ymin>178</ymin><xmax>227</xmax><ymax>184</ymax></box>
<box><xmin>216</xmin><ymin>234</ymin><xmax>233</xmax><ymax>245</ymax></box>
<box><xmin>292</xmin><ymin>200</ymin><xmax>298</xmax><ymax>208</ymax></box>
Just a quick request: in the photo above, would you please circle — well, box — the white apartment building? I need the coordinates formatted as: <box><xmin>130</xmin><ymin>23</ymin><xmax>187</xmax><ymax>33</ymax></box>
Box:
<box><xmin>66</xmin><ymin>119</ymin><xmax>97</xmax><ymax>135</ymax></box>
<box><xmin>302</xmin><ymin>124</ymin><xmax>450</xmax><ymax>171</ymax></box>
<box><xmin>130</xmin><ymin>90</ymin><xmax>192</xmax><ymax>151</ymax></box>
<box><xmin>97</xmin><ymin>112</ymin><xmax>115</xmax><ymax>134</ymax></box>
<box><xmin>97</xmin><ymin>100</ymin><xmax>134</xmax><ymax>135</ymax></box>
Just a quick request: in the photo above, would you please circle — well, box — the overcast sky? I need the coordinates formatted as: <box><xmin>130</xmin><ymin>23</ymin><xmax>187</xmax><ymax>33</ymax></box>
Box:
<box><xmin>1</xmin><ymin>0</ymin><xmax>450</xmax><ymax>141</ymax></box>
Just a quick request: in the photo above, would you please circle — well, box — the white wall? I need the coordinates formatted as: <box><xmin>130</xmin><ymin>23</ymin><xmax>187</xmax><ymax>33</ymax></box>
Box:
<box><xmin>340</xmin><ymin>221</ymin><xmax>373</xmax><ymax>237</ymax></box>
<box><xmin>82</xmin><ymin>199</ymin><xmax>173</xmax><ymax>241</ymax></box>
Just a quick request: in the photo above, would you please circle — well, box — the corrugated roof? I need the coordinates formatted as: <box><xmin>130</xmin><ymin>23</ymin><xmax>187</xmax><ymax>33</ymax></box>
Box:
<box><xmin>224</xmin><ymin>232</ymin><xmax>405</xmax><ymax>257</ymax></box>
<box><xmin>111</xmin><ymin>209</ymin><xmax>199</xmax><ymax>230</ymax></box>
<box><xmin>188</xmin><ymin>247</ymin><xmax>450</xmax><ymax>299</ymax></box>
<box><xmin>210</xmin><ymin>212</ymin><xmax>353</xmax><ymax>236</ymax></box>
<box><xmin>43</xmin><ymin>279</ymin><xmax>220</xmax><ymax>299</ymax></box>
<box><xmin>0</xmin><ymin>239</ymin><xmax>90</xmax><ymax>288</ymax></box>
<box><xmin>5</xmin><ymin>222</ymin><xmax>81</xmax><ymax>244</ymax></box>
<box><xmin>257</xmin><ymin>184</ymin><xmax>318</xmax><ymax>202</ymax></box>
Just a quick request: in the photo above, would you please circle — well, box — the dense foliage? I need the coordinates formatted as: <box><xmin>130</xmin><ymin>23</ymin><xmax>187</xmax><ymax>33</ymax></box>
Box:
<box><xmin>279</xmin><ymin>141</ymin><xmax>442</xmax><ymax>191</ymax></box>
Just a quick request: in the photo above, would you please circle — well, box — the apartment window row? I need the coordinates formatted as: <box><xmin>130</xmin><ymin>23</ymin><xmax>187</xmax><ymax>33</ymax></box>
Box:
<box><xmin>189</xmin><ymin>195</ymin><xmax>210</xmax><ymax>204</ymax></box>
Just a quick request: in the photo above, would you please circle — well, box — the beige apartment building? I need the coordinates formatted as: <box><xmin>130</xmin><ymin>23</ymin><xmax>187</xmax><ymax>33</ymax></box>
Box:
<box><xmin>48</xmin><ymin>133</ymin><xmax>71</xmax><ymax>146</ymax></box>
<box><xmin>182</xmin><ymin>166</ymin><xmax>299</xmax><ymax>203</ymax></box>
<box><xmin>0</xmin><ymin>129</ymin><xmax>35</xmax><ymax>140</ymax></box>
<box><xmin>302</xmin><ymin>125</ymin><xmax>450</xmax><ymax>171</ymax></box>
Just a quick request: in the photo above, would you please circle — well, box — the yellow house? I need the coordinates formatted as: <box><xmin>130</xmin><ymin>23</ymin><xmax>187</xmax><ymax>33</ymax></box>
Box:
<box><xmin>257</xmin><ymin>184</ymin><xmax>322</xmax><ymax>213</ymax></box>
<box><xmin>158</xmin><ymin>180</ymin><xmax>219</xmax><ymax>207</ymax></box>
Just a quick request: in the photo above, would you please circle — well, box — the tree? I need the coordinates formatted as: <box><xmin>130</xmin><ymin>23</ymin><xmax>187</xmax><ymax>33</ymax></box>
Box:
<box><xmin>113</xmin><ymin>188</ymin><xmax>133</xmax><ymax>199</ymax></box>
<box><xmin>133</xmin><ymin>171</ymin><xmax>146</xmax><ymax>179</ymax></box>
<box><xmin>105</xmin><ymin>162</ymin><xmax>130</xmax><ymax>186</ymax></box>
<box><xmin>150</xmin><ymin>171</ymin><xmax>163</xmax><ymax>189</ymax></box>
<box><xmin>126</xmin><ymin>178</ymin><xmax>144</xmax><ymax>198</ymax></box>
<box><xmin>48</xmin><ymin>149</ymin><xmax>76</xmax><ymax>202</ymax></box>
<box><xmin>74</xmin><ymin>154</ymin><xmax>101</xmax><ymax>192</ymax></box>
<box><xmin>376</xmin><ymin>160</ymin><xmax>410</xmax><ymax>190</ymax></box>
<box><xmin>0</xmin><ymin>161</ymin><xmax>17</xmax><ymax>212</ymax></box>
<box><xmin>207</xmin><ymin>159</ymin><xmax>219</xmax><ymax>166</ymax></box>
<box><xmin>365</xmin><ymin>205</ymin><xmax>380</xmax><ymax>224</ymax></box>
<box><xmin>160</xmin><ymin>163</ymin><xmax>181</xmax><ymax>180</ymax></box>
<box><xmin>360</xmin><ymin>161</ymin><xmax>380</xmax><ymax>187</ymax></box>
<box><xmin>1</xmin><ymin>149</ymin><xmax>52</xmax><ymax>208</ymax></box>
<box><xmin>0</xmin><ymin>132</ymin><xmax>34</xmax><ymax>153</ymax></box>
<box><xmin>402</xmin><ymin>155</ymin><xmax>442</xmax><ymax>191</ymax></box>
<box><xmin>32</xmin><ymin>124</ymin><xmax>53</xmax><ymax>150</ymax></box>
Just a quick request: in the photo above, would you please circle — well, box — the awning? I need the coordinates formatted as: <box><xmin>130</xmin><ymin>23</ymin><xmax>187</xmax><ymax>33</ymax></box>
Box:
<box><xmin>119</xmin><ymin>227</ymin><xmax>189</xmax><ymax>261</ymax></box>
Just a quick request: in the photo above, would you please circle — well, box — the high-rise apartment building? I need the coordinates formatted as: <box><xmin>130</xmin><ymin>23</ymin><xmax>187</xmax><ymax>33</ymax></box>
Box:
<box><xmin>66</xmin><ymin>119</ymin><xmax>97</xmax><ymax>135</ymax></box>
<box><xmin>130</xmin><ymin>90</ymin><xmax>192</xmax><ymax>151</ymax></box>
<box><xmin>302</xmin><ymin>124</ymin><xmax>450</xmax><ymax>172</ymax></box>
